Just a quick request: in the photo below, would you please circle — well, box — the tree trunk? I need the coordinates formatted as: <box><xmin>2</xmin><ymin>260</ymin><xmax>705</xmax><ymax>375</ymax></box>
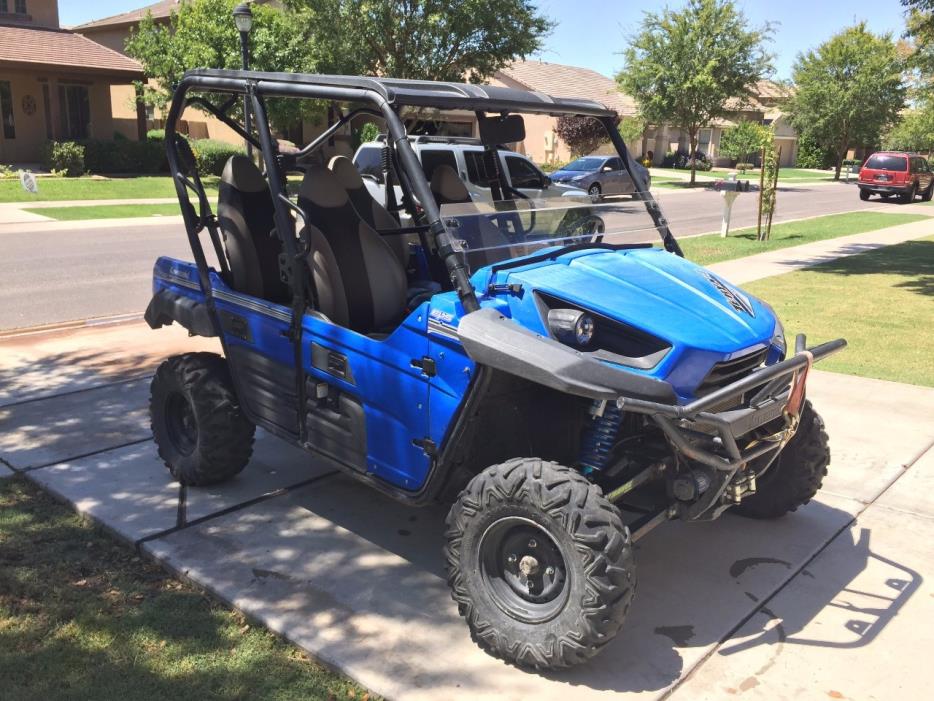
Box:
<box><xmin>833</xmin><ymin>130</ymin><xmax>849</xmax><ymax>181</ymax></box>
<box><xmin>689</xmin><ymin>130</ymin><xmax>698</xmax><ymax>185</ymax></box>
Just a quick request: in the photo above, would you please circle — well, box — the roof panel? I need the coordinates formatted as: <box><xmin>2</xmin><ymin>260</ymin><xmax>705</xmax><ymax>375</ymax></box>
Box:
<box><xmin>184</xmin><ymin>69</ymin><xmax>617</xmax><ymax>118</ymax></box>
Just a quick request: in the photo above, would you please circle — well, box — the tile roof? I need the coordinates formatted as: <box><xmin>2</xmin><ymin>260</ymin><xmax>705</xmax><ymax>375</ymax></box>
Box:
<box><xmin>73</xmin><ymin>0</ymin><xmax>182</xmax><ymax>31</ymax></box>
<box><xmin>0</xmin><ymin>25</ymin><xmax>144</xmax><ymax>76</ymax></box>
<box><xmin>495</xmin><ymin>60</ymin><xmax>638</xmax><ymax>117</ymax></box>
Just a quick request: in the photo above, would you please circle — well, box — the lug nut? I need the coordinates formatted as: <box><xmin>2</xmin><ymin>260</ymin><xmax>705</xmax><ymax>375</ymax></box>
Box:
<box><xmin>507</xmin><ymin>554</ymin><xmax>517</xmax><ymax>564</ymax></box>
<box><xmin>545</xmin><ymin>566</ymin><xmax>555</xmax><ymax>576</ymax></box>
<box><xmin>528</xmin><ymin>538</ymin><xmax>537</xmax><ymax>548</ymax></box>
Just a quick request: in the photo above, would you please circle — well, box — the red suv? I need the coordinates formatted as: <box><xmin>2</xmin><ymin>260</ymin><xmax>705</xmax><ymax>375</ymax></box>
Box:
<box><xmin>858</xmin><ymin>151</ymin><xmax>933</xmax><ymax>203</ymax></box>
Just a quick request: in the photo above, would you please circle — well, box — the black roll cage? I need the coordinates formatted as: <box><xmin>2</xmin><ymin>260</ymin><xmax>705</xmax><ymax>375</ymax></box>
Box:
<box><xmin>164</xmin><ymin>68</ymin><xmax>682</xmax><ymax>320</ymax></box>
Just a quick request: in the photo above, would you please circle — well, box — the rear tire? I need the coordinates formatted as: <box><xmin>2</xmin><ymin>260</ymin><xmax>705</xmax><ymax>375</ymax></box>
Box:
<box><xmin>901</xmin><ymin>183</ymin><xmax>917</xmax><ymax>203</ymax></box>
<box><xmin>150</xmin><ymin>352</ymin><xmax>255</xmax><ymax>486</ymax></box>
<box><xmin>444</xmin><ymin>458</ymin><xmax>635</xmax><ymax>670</ymax></box>
<box><xmin>922</xmin><ymin>182</ymin><xmax>934</xmax><ymax>202</ymax></box>
<box><xmin>859</xmin><ymin>188</ymin><xmax>870</xmax><ymax>201</ymax></box>
<box><xmin>734</xmin><ymin>400</ymin><xmax>829</xmax><ymax>519</ymax></box>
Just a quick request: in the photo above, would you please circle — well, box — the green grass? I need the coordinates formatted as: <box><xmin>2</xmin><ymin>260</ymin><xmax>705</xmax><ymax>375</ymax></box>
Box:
<box><xmin>745</xmin><ymin>236</ymin><xmax>934</xmax><ymax>386</ymax></box>
<box><xmin>0</xmin><ymin>477</ymin><xmax>373</xmax><ymax>701</ymax></box>
<box><xmin>709</xmin><ymin>167</ymin><xmax>835</xmax><ymax>181</ymax></box>
<box><xmin>678</xmin><ymin>211</ymin><xmax>929</xmax><ymax>266</ymax></box>
<box><xmin>0</xmin><ymin>176</ymin><xmax>219</xmax><ymax>203</ymax></box>
<box><xmin>23</xmin><ymin>204</ymin><xmax>184</xmax><ymax>221</ymax></box>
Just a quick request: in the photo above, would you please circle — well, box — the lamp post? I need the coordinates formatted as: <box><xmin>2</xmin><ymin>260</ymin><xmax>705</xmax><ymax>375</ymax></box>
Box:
<box><xmin>232</xmin><ymin>2</ymin><xmax>253</xmax><ymax>157</ymax></box>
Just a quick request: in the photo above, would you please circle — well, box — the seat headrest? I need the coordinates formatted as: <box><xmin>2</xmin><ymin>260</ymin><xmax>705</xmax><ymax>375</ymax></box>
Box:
<box><xmin>221</xmin><ymin>155</ymin><xmax>267</xmax><ymax>193</ymax></box>
<box><xmin>328</xmin><ymin>155</ymin><xmax>365</xmax><ymax>191</ymax></box>
<box><xmin>299</xmin><ymin>165</ymin><xmax>352</xmax><ymax>208</ymax></box>
<box><xmin>430</xmin><ymin>164</ymin><xmax>470</xmax><ymax>203</ymax></box>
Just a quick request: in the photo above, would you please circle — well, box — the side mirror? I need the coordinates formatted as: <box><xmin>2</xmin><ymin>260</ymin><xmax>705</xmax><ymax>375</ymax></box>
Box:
<box><xmin>601</xmin><ymin>165</ymin><xmax>613</xmax><ymax>172</ymax></box>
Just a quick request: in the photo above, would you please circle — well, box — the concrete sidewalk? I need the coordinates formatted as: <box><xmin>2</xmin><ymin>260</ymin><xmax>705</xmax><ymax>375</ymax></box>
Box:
<box><xmin>2</xmin><ymin>320</ymin><xmax>933</xmax><ymax>700</ymax></box>
<box><xmin>707</xmin><ymin>216</ymin><xmax>933</xmax><ymax>285</ymax></box>
<box><xmin>0</xmin><ymin>198</ymin><xmax>183</xmax><ymax>225</ymax></box>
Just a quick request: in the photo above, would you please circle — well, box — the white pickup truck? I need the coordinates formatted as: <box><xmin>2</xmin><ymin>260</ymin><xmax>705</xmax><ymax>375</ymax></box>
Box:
<box><xmin>352</xmin><ymin>135</ymin><xmax>587</xmax><ymax>205</ymax></box>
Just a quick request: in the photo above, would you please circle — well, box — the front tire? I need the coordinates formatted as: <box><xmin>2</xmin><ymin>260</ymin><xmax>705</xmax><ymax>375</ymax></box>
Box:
<box><xmin>588</xmin><ymin>183</ymin><xmax>602</xmax><ymax>202</ymax></box>
<box><xmin>444</xmin><ymin>458</ymin><xmax>635</xmax><ymax>670</ymax></box>
<box><xmin>150</xmin><ymin>352</ymin><xmax>255</xmax><ymax>486</ymax></box>
<box><xmin>734</xmin><ymin>400</ymin><xmax>829</xmax><ymax>519</ymax></box>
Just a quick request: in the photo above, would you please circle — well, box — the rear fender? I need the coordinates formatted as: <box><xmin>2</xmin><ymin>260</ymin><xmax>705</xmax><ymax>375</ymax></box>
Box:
<box><xmin>145</xmin><ymin>287</ymin><xmax>217</xmax><ymax>337</ymax></box>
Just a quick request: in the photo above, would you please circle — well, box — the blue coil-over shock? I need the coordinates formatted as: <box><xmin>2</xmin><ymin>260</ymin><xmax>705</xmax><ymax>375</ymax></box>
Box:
<box><xmin>579</xmin><ymin>400</ymin><xmax>624</xmax><ymax>474</ymax></box>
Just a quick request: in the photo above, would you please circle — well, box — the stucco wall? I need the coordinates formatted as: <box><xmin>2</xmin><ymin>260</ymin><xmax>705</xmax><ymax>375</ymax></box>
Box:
<box><xmin>0</xmin><ymin>68</ymin><xmax>121</xmax><ymax>163</ymax></box>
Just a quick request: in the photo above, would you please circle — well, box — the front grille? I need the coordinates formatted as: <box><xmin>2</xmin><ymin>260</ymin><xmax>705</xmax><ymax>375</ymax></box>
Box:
<box><xmin>696</xmin><ymin>348</ymin><xmax>768</xmax><ymax>398</ymax></box>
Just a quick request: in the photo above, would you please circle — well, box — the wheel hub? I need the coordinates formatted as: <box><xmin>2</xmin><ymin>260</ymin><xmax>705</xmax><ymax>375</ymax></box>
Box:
<box><xmin>479</xmin><ymin>516</ymin><xmax>570</xmax><ymax>623</ymax></box>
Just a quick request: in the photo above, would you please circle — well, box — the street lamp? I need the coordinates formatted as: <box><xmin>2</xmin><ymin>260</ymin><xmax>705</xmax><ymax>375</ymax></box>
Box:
<box><xmin>232</xmin><ymin>2</ymin><xmax>253</xmax><ymax>157</ymax></box>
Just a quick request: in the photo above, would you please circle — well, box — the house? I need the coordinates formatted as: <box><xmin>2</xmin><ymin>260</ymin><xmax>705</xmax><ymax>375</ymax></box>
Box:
<box><xmin>646</xmin><ymin>81</ymin><xmax>798</xmax><ymax>167</ymax></box>
<box><xmin>0</xmin><ymin>0</ymin><xmax>144</xmax><ymax>164</ymax></box>
<box><xmin>490</xmin><ymin>60</ymin><xmax>640</xmax><ymax>164</ymax></box>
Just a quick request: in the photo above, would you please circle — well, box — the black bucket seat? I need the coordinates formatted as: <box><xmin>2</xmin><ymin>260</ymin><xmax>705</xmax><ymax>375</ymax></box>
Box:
<box><xmin>298</xmin><ymin>166</ymin><xmax>407</xmax><ymax>335</ymax></box>
<box><xmin>216</xmin><ymin>156</ymin><xmax>291</xmax><ymax>304</ymax></box>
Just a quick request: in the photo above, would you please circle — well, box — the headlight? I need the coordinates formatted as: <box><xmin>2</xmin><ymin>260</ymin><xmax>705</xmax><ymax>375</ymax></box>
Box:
<box><xmin>762</xmin><ymin>301</ymin><xmax>786</xmax><ymax>355</ymax></box>
<box><xmin>548</xmin><ymin>308</ymin><xmax>594</xmax><ymax>346</ymax></box>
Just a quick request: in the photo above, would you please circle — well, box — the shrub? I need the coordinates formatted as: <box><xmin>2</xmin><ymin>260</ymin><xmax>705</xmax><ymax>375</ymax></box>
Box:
<box><xmin>796</xmin><ymin>134</ymin><xmax>834</xmax><ymax>169</ymax></box>
<box><xmin>735</xmin><ymin>162</ymin><xmax>754</xmax><ymax>172</ymax></box>
<box><xmin>81</xmin><ymin>139</ymin><xmax>166</xmax><ymax>174</ymax></box>
<box><xmin>555</xmin><ymin>115</ymin><xmax>609</xmax><ymax>157</ymax></box>
<box><xmin>685</xmin><ymin>156</ymin><xmax>712</xmax><ymax>171</ymax></box>
<box><xmin>189</xmin><ymin>139</ymin><xmax>246</xmax><ymax>177</ymax></box>
<box><xmin>147</xmin><ymin>129</ymin><xmax>165</xmax><ymax>141</ymax></box>
<box><xmin>42</xmin><ymin>141</ymin><xmax>85</xmax><ymax>177</ymax></box>
<box><xmin>354</xmin><ymin>121</ymin><xmax>381</xmax><ymax>149</ymax></box>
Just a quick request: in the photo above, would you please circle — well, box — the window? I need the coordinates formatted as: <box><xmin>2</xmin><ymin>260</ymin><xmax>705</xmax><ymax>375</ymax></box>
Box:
<box><xmin>864</xmin><ymin>154</ymin><xmax>907</xmax><ymax>172</ymax></box>
<box><xmin>0</xmin><ymin>81</ymin><xmax>15</xmax><ymax>139</ymax></box>
<box><xmin>697</xmin><ymin>128</ymin><xmax>712</xmax><ymax>156</ymax></box>
<box><xmin>41</xmin><ymin>83</ymin><xmax>52</xmax><ymax>139</ymax></box>
<box><xmin>505</xmin><ymin>155</ymin><xmax>543</xmax><ymax>189</ymax></box>
<box><xmin>606</xmin><ymin>157</ymin><xmax>623</xmax><ymax>171</ymax></box>
<box><xmin>14</xmin><ymin>0</ymin><xmax>25</xmax><ymax>14</ymax></box>
<box><xmin>418</xmin><ymin>148</ymin><xmax>457</xmax><ymax>182</ymax></box>
<box><xmin>58</xmin><ymin>84</ymin><xmax>90</xmax><ymax>139</ymax></box>
<box><xmin>463</xmin><ymin>150</ymin><xmax>496</xmax><ymax>186</ymax></box>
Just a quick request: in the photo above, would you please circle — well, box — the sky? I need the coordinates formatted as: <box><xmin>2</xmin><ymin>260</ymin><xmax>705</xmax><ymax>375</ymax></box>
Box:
<box><xmin>60</xmin><ymin>0</ymin><xmax>912</xmax><ymax>81</ymax></box>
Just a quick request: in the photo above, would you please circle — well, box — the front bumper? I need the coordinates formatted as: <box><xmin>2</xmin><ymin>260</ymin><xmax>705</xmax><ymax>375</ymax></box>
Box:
<box><xmin>617</xmin><ymin>335</ymin><xmax>847</xmax><ymax>471</ymax></box>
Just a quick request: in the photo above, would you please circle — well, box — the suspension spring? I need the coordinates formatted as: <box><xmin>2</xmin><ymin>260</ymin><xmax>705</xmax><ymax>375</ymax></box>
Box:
<box><xmin>579</xmin><ymin>400</ymin><xmax>624</xmax><ymax>473</ymax></box>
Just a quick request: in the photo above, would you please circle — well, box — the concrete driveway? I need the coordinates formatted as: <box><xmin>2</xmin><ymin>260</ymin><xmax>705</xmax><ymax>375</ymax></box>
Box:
<box><xmin>2</xmin><ymin>321</ymin><xmax>932</xmax><ymax>700</ymax></box>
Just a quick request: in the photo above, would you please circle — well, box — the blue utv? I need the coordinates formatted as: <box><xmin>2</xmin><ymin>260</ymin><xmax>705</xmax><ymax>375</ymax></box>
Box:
<box><xmin>146</xmin><ymin>69</ymin><xmax>846</xmax><ymax>671</ymax></box>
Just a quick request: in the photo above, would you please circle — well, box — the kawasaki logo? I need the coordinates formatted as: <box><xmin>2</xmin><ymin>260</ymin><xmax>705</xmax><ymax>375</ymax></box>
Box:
<box><xmin>705</xmin><ymin>273</ymin><xmax>755</xmax><ymax>316</ymax></box>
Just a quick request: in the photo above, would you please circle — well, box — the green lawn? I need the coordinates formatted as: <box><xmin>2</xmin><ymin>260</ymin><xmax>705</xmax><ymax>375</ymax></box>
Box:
<box><xmin>745</xmin><ymin>236</ymin><xmax>934</xmax><ymax>386</ymax></box>
<box><xmin>0</xmin><ymin>176</ymin><xmax>219</xmax><ymax>203</ymax></box>
<box><xmin>0</xmin><ymin>477</ymin><xmax>372</xmax><ymax>701</ymax></box>
<box><xmin>24</xmin><ymin>204</ymin><xmax>183</xmax><ymax>221</ymax></box>
<box><xmin>678</xmin><ymin>211</ymin><xmax>929</xmax><ymax>266</ymax></box>
<box><xmin>709</xmin><ymin>167</ymin><xmax>835</xmax><ymax>182</ymax></box>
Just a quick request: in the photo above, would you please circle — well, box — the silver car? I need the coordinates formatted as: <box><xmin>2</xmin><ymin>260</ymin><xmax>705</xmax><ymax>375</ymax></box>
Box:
<box><xmin>548</xmin><ymin>155</ymin><xmax>651</xmax><ymax>201</ymax></box>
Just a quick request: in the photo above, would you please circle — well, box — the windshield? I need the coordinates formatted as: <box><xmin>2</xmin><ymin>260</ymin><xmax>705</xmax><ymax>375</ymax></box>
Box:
<box><xmin>563</xmin><ymin>157</ymin><xmax>604</xmax><ymax>171</ymax></box>
<box><xmin>440</xmin><ymin>194</ymin><xmax>667</xmax><ymax>274</ymax></box>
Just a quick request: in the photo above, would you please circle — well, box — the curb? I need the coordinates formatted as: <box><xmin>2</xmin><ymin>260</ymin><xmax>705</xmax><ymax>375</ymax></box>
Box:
<box><xmin>0</xmin><ymin>312</ymin><xmax>143</xmax><ymax>340</ymax></box>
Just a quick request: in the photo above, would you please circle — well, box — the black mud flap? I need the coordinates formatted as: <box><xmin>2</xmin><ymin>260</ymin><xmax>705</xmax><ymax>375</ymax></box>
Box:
<box><xmin>144</xmin><ymin>288</ymin><xmax>217</xmax><ymax>337</ymax></box>
<box><xmin>457</xmin><ymin>308</ymin><xmax>676</xmax><ymax>403</ymax></box>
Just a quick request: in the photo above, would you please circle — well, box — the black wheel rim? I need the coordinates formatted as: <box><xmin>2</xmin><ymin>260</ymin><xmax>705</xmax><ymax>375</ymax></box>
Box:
<box><xmin>478</xmin><ymin>516</ymin><xmax>569</xmax><ymax>623</ymax></box>
<box><xmin>165</xmin><ymin>391</ymin><xmax>197</xmax><ymax>456</ymax></box>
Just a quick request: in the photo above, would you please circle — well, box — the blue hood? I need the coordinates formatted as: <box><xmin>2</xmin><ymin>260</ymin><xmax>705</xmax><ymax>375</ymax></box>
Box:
<box><xmin>500</xmin><ymin>247</ymin><xmax>777</xmax><ymax>355</ymax></box>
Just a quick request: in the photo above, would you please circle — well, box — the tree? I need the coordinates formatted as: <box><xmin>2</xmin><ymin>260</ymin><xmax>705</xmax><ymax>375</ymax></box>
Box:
<box><xmin>787</xmin><ymin>24</ymin><xmax>907</xmax><ymax>180</ymax></box>
<box><xmin>618</xmin><ymin>0</ymin><xmax>773</xmax><ymax>184</ymax></box>
<box><xmin>555</xmin><ymin>115</ymin><xmax>611</xmax><ymax>157</ymax></box>
<box><xmin>617</xmin><ymin>115</ymin><xmax>646</xmax><ymax>150</ymax></box>
<box><xmin>884</xmin><ymin>104</ymin><xmax>934</xmax><ymax>151</ymax></box>
<box><xmin>126</xmin><ymin>0</ymin><xmax>321</xmax><ymax>132</ymax></box>
<box><xmin>286</xmin><ymin>0</ymin><xmax>551</xmax><ymax>82</ymax></box>
<box><xmin>718</xmin><ymin>120</ymin><xmax>768</xmax><ymax>166</ymax></box>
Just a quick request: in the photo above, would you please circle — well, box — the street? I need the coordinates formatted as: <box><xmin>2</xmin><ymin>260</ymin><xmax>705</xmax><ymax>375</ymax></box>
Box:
<box><xmin>0</xmin><ymin>181</ymin><xmax>890</xmax><ymax>331</ymax></box>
